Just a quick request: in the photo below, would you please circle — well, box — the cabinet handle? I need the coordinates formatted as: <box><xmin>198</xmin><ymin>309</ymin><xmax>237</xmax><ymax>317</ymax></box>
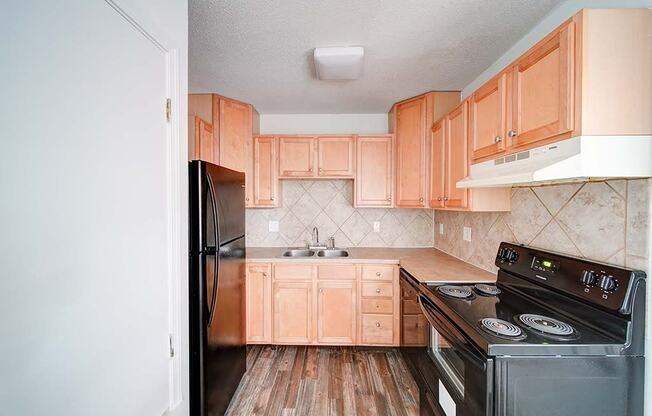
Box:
<box><xmin>319</xmin><ymin>288</ymin><xmax>323</xmax><ymax>293</ymax></box>
<box><xmin>309</xmin><ymin>168</ymin><xmax>313</xmax><ymax>172</ymax></box>
<box><xmin>271</xmin><ymin>197</ymin><xmax>274</xmax><ymax>201</ymax></box>
<box><xmin>436</xmin><ymin>197</ymin><xmax>442</xmax><ymax>201</ymax></box>
<box><xmin>494</xmin><ymin>136</ymin><xmax>502</xmax><ymax>143</ymax></box>
<box><xmin>245</xmin><ymin>197</ymin><xmax>250</xmax><ymax>201</ymax></box>
<box><xmin>508</xmin><ymin>130</ymin><xmax>517</xmax><ymax>138</ymax></box>
<box><xmin>262</xmin><ymin>272</ymin><xmax>267</xmax><ymax>277</ymax></box>
<box><xmin>419</xmin><ymin>197</ymin><xmax>424</xmax><ymax>202</ymax></box>
<box><xmin>375</xmin><ymin>322</ymin><xmax>381</xmax><ymax>327</ymax></box>
<box><xmin>444</xmin><ymin>197</ymin><xmax>449</xmax><ymax>201</ymax></box>
<box><xmin>375</xmin><ymin>288</ymin><xmax>381</xmax><ymax>293</ymax></box>
<box><xmin>376</xmin><ymin>272</ymin><xmax>381</xmax><ymax>277</ymax></box>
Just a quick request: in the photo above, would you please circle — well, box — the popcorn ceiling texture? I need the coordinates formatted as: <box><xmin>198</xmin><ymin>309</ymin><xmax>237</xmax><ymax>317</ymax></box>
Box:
<box><xmin>246</xmin><ymin>180</ymin><xmax>434</xmax><ymax>248</ymax></box>
<box><xmin>435</xmin><ymin>180</ymin><xmax>651</xmax><ymax>274</ymax></box>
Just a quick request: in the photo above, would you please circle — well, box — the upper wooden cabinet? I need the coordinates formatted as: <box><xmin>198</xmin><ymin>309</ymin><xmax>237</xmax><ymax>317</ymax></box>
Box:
<box><xmin>189</xmin><ymin>116</ymin><xmax>216</xmax><ymax>164</ymax></box>
<box><xmin>430</xmin><ymin>101</ymin><xmax>511</xmax><ymax>212</ymax></box>
<box><xmin>278</xmin><ymin>136</ymin><xmax>316</xmax><ymax>177</ymax></box>
<box><xmin>390</xmin><ymin>92</ymin><xmax>460</xmax><ymax>208</ymax></box>
<box><xmin>510</xmin><ymin>20</ymin><xmax>574</xmax><ymax>150</ymax></box>
<box><xmin>252</xmin><ymin>136</ymin><xmax>279</xmax><ymax>207</ymax></box>
<box><xmin>469</xmin><ymin>72</ymin><xmax>508</xmax><ymax>161</ymax></box>
<box><xmin>317</xmin><ymin>135</ymin><xmax>355</xmax><ymax>177</ymax></box>
<box><xmin>469</xmin><ymin>9</ymin><xmax>651</xmax><ymax>164</ymax></box>
<box><xmin>355</xmin><ymin>135</ymin><xmax>393</xmax><ymax>207</ymax></box>
<box><xmin>188</xmin><ymin>93</ymin><xmax>259</xmax><ymax>173</ymax></box>
<box><xmin>278</xmin><ymin>135</ymin><xmax>355</xmax><ymax>178</ymax></box>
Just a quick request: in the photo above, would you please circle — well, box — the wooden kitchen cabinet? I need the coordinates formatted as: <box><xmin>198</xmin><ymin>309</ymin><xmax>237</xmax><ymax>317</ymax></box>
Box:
<box><xmin>430</xmin><ymin>101</ymin><xmax>511</xmax><ymax>211</ymax></box>
<box><xmin>355</xmin><ymin>135</ymin><xmax>393</xmax><ymax>207</ymax></box>
<box><xmin>317</xmin><ymin>135</ymin><xmax>354</xmax><ymax>177</ymax></box>
<box><xmin>278</xmin><ymin>136</ymin><xmax>316</xmax><ymax>177</ymax></box>
<box><xmin>189</xmin><ymin>116</ymin><xmax>216</xmax><ymax>164</ymax></box>
<box><xmin>246</xmin><ymin>264</ymin><xmax>271</xmax><ymax>344</ymax></box>
<box><xmin>469</xmin><ymin>72</ymin><xmax>508</xmax><ymax>161</ymax></box>
<box><xmin>252</xmin><ymin>135</ymin><xmax>279</xmax><ymax>207</ymax></box>
<box><xmin>510</xmin><ymin>20</ymin><xmax>574</xmax><ymax>150</ymax></box>
<box><xmin>389</xmin><ymin>92</ymin><xmax>460</xmax><ymax>208</ymax></box>
<box><xmin>316</xmin><ymin>280</ymin><xmax>356</xmax><ymax>344</ymax></box>
<box><xmin>273</xmin><ymin>280</ymin><xmax>313</xmax><ymax>344</ymax></box>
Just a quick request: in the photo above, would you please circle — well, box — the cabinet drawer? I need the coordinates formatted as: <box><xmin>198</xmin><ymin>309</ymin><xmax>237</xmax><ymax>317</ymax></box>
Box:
<box><xmin>247</xmin><ymin>264</ymin><xmax>271</xmax><ymax>274</ymax></box>
<box><xmin>361</xmin><ymin>298</ymin><xmax>393</xmax><ymax>314</ymax></box>
<box><xmin>402</xmin><ymin>314</ymin><xmax>428</xmax><ymax>346</ymax></box>
<box><xmin>361</xmin><ymin>282</ymin><xmax>393</xmax><ymax>298</ymax></box>
<box><xmin>361</xmin><ymin>264</ymin><xmax>394</xmax><ymax>281</ymax></box>
<box><xmin>318</xmin><ymin>264</ymin><xmax>356</xmax><ymax>280</ymax></box>
<box><xmin>274</xmin><ymin>264</ymin><xmax>314</xmax><ymax>280</ymax></box>
<box><xmin>402</xmin><ymin>299</ymin><xmax>421</xmax><ymax>315</ymax></box>
<box><xmin>361</xmin><ymin>314</ymin><xmax>394</xmax><ymax>344</ymax></box>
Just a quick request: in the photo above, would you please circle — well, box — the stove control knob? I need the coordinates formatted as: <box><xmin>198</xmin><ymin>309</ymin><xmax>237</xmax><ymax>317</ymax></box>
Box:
<box><xmin>581</xmin><ymin>270</ymin><xmax>597</xmax><ymax>286</ymax></box>
<box><xmin>507</xmin><ymin>250</ymin><xmax>519</xmax><ymax>262</ymax></box>
<box><xmin>599</xmin><ymin>275</ymin><xmax>616</xmax><ymax>292</ymax></box>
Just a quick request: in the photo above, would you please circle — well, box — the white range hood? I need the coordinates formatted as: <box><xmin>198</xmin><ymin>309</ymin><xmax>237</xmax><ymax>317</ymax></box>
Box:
<box><xmin>457</xmin><ymin>136</ymin><xmax>652</xmax><ymax>188</ymax></box>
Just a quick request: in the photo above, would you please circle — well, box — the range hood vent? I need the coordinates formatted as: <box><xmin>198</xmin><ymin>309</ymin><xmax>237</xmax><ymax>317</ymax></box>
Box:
<box><xmin>457</xmin><ymin>136</ymin><xmax>652</xmax><ymax>188</ymax></box>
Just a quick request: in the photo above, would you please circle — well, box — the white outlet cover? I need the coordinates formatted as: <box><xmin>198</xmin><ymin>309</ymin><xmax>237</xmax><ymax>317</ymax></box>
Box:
<box><xmin>463</xmin><ymin>226</ymin><xmax>472</xmax><ymax>242</ymax></box>
<box><xmin>439</xmin><ymin>223</ymin><xmax>444</xmax><ymax>235</ymax></box>
<box><xmin>373</xmin><ymin>221</ymin><xmax>380</xmax><ymax>233</ymax></box>
<box><xmin>269</xmin><ymin>220</ymin><xmax>279</xmax><ymax>232</ymax></box>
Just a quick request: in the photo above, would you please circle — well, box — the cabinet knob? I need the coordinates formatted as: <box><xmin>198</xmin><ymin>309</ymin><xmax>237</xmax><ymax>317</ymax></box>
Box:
<box><xmin>375</xmin><ymin>322</ymin><xmax>381</xmax><ymax>327</ymax></box>
<box><xmin>419</xmin><ymin>198</ymin><xmax>424</xmax><ymax>202</ymax></box>
<box><xmin>437</xmin><ymin>197</ymin><xmax>442</xmax><ymax>201</ymax></box>
<box><xmin>508</xmin><ymin>130</ymin><xmax>518</xmax><ymax>138</ymax></box>
<box><xmin>319</xmin><ymin>288</ymin><xmax>323</xmax><ymax>293</ymax></box>
<box><xmin>309</xmin><ymin>168</ymin><xmax>313</xmax><ymax>172</ymax></box>
<box><xmin>375</xmin><ymin>288</ymin><xmax>381</xmax><ymax>293</ymax></box>
<box><xmin>494</xmin><ymin>136</ymin><xmax>502</xmax><ymax>143</ymax></box>
<box><xmin>245</xmin><ymin>197</ymin><xmax>249</xmax><ymax>201</ymax></box>
<box><xmin>271</xmin><ymin>197</ymin><xmax>274</xmax><ymax>201</ymax></box>
<box><xmin>376</xmin><ymin>272</ymin><xmax>381</xmax><ymax>277</ymax></box>
<box><xmin>262</xmin><ymin>272</ymin><xmax>267</xmax><ymax>277</ymax></box>
<box><xmin>444</xmin><ymin>197</ymin><xmax>449</xmax><ymax>201</ymax></box>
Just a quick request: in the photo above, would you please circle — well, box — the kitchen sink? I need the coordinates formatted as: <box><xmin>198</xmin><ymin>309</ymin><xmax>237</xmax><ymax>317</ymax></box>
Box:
<box><xmin>316</xmin><ymin>249</ymin><xmax>349</xmax><ymax>258</ymax></box>
<box><xmin>282</xmin><ymin>249</ymin><xmax>315</xmax><ymax>257</ymax></box>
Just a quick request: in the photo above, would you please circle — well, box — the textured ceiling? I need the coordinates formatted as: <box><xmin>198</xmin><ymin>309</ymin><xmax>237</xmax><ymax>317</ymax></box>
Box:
<box><xmin>189</xmin><ymin>0</ymin><xmax>563</xmax><ymax>113</ymax></box>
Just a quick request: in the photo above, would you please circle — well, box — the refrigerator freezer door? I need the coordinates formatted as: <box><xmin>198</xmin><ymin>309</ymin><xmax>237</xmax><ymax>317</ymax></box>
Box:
<box><xmin>205</xmin><ymin>163</ymin><xmax>245</xmax><ymax>245</ymax></box>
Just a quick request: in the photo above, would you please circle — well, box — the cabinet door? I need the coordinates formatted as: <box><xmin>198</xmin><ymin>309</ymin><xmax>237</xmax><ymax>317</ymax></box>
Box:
<box><xmin>278</xmin><ymin>136</ymin><xmax>315</xmax><ymax>177</ymax></box>
<box><xmin>316</xmin><ymin>280</ymin><xmax>356</xmax><ymax>344</ymax></box>
<box><xmin>355</xmin><ymin>135</ymin><xmax>393</xmax><ymax>207</ymax></box>
<box><xmin>317</xmin><ymin>136</ymin><xmax>354</xmax><ymax>177</ymax></box>
<box><xmin>395</xmin><ymin>97</ymin><xmax>427</xmax><ymax>207</ymax></box>
<box><xmin>273</xmin><ymin>281</ymin><xmax>312</xmax><ymax>344</ymax></box>
<box><xmin>511</xmin><ymin>21</ymin><xmax>574</xmax><ymax>149</ymax></box>
<box><xmin>428</xmin><ymin>119</ymin><xmax>445</xmax><ymax>208</ymax></box>
<box><xmin>246</xmin><ymin>264</ymin><xmax>271</xmax><ymax>343</ymax></box>
<box><xmin>253</xmin><ymin>136</ymin><xmax>278</xmax><ymax>206</ymax></box>
<box><xmin>191</xmin><ymin>116</ymin><xmax>215</xmax><ymax>163</ymax></box>
<box><xmin>219</xmin><ymin>98</ymin><xmax>250</xmax><ymax>172</ymax></box>
<box><xmin>470</xmin><ymin>72</ymin><xmax>507</xmax><ymax>161</ymax></box>
<box><xmin>445</xmin><ymin>102</ymin><xmax>469</xmax><ymax>209</ymax></box>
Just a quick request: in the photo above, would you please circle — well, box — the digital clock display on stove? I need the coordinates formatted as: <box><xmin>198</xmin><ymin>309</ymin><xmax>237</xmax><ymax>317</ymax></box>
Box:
<box><xmin>531</xmin><ymin>257</ymin><xmax>560</xmax><ymax>273</ymax></box>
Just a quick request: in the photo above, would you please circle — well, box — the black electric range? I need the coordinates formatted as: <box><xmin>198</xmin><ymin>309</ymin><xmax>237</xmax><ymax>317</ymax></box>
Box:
<box><xmin>404</xmin><ymin>242</ymin><xmax>646</xmax><ymax>416</ymax></box>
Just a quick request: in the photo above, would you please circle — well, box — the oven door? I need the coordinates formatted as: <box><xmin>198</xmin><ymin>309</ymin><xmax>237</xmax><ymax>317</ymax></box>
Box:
<box><xmin>419</xmin><ymin>295</ymin><xmax>493</xmax><ymax>416</ymax></box>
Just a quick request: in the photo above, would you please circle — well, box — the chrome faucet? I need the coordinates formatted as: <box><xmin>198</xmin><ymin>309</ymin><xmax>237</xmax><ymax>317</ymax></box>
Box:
<box><xmin>311</xmin><ymin>227</ymin><xmax>319</xmax><ymax>246</ymax></box>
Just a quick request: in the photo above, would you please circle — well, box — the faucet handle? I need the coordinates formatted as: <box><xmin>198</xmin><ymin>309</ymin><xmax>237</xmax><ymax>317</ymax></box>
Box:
<box><xmin>327</xmin><ymin>236</ymin><xmax>335</xmax><ymax>249</ymax></box>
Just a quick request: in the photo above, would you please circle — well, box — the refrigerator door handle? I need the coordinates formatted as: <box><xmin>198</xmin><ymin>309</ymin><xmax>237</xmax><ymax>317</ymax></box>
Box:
<box><xmin>206</xmin><ymin>173</ymin><xmax>220</xmax><ymax>327</ymax></box>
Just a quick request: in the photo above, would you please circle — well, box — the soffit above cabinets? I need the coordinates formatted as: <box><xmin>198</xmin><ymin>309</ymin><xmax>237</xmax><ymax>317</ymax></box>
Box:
<box><xmin>189</xmin><ymin>0</ymin><xmax>562</xmax><ymax>113</ymax></box>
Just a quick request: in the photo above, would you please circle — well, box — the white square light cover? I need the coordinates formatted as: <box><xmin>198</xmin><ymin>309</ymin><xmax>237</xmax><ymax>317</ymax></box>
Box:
<box><xmin>313</xmin><ymin>47</ymin><xmax>364</xmax><ymax>80</ymax></box>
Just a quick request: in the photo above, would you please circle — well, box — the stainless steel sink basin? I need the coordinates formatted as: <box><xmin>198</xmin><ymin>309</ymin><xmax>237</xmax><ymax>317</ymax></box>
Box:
<box><xmin>316</xmin><ymin>249</ymin><xmax>349</xmax><ymax>258</ymax></box>
<box><xmin>282</xmin><ymin>249</ymin><xmax>315</xmax><ymax>257</ymax></box>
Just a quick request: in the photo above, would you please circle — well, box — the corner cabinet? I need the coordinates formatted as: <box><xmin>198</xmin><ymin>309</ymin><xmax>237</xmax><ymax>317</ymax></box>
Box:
<box><xmin>430</xmin><ymin>101</ymin><xmax>511</xmax><ymax>211</ymax></box>
<box><xmin>355</xmin><ymin>135</ymin><xmax>393</xmax><ymax>207</ymax></box>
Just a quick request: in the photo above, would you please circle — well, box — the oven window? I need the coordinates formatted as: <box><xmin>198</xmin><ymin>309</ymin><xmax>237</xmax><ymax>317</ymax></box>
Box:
<box><xmin>430</xmin><ymin>326</ymin><xmax>464</xmax><ymax>396</ymax></box>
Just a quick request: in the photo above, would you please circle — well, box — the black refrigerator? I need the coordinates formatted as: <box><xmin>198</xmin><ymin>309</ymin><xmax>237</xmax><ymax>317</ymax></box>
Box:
<box><xmin>189</xmin><ymin>161</ymin><xmax>246</xmax><ymax>416</ymax></box>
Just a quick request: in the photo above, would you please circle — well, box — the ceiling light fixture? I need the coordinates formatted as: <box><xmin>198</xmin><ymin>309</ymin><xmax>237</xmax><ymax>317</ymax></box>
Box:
<box><xmin>313</xmin><ymin>46</ymin><xmax>364</xmax><ymax>80</ymax></box>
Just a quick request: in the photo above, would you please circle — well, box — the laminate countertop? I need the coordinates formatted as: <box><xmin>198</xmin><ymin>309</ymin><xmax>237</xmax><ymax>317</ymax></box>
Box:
<box><xmin>246</xmin><ymin>247</ymin><xmax>496</xmax><ymax>284</ymax></box>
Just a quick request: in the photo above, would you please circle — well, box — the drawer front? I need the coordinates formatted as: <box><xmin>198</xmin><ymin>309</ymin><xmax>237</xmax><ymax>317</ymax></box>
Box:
<box><xmin>361</xmin><ymin>264</ymin><xmax>394</xmax><ymax>281</ymax></box>
<box><xmin>361</xmin><ymin>282</ymin><xmax>393</xmax><ymax>298</ymax></box>
<box><xmin>402</xmin><ymin>314</ymin><xmax>428</xmax><ymax>346</ymax></box>
<box><xmin>361</xmin><ymin>314</ymin><xmax>394</xmax><ymax>344</ymax></box>
<box><xmin>317</xmin><ymin>264</ymin><xmax>356</xmax><ymax>280</ymax></box>
<box><xmin>274</xmin><ymin>264</ymin><xmax>314</xmax><ymax>280</ymax></box>
<box><xmin>361</xmin><ymin>298</ymin><xmax>393</xmax><ymax>314</ymax></box>
<box><xmin>247</xmin><ymin>264</ymin><xmax>271</xmax><ymax>274</ymax></box>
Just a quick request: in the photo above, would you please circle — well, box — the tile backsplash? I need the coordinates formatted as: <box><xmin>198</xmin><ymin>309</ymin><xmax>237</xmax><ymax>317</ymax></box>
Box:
<box><xmin>246</xmin><ymin>180</ymin><xmax>435</xmax><ymax>247</ymax></box>
<box><xmin>435</xmin><ymin>180</ymin><xmax>651</xmax><ymax>274</ymax></box>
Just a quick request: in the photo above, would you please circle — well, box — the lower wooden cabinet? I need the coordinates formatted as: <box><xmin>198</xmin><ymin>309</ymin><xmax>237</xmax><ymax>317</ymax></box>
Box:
<box><xmin>246</xmin><ymin>262</ymin><xmax>400</xmax><ymax>346</ymax></box>
<box><xmin>316</xmin><ymin>280</ymin><xmax>356</xmax><ymax>344</ymax></box>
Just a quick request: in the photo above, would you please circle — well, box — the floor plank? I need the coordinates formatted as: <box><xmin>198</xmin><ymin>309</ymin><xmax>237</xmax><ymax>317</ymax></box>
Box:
<box><xmin>226</xmin><ymin>346</ymin><xmax>420</xmax><ymax>416</ymax></box>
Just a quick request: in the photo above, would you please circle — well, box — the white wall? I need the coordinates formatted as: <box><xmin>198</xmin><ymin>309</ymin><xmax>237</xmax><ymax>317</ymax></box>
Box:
<box><xmin>0</xmin><ymin>1</ymin><xmax>188</xmax><ymax>415</ymax></box>
<box><xmin>461</xmin><ymin>0</ymin><xmax>652</xmax><ymax>98</ymax></box>
<box><xmin>260</xmin><ymin>113</ymin><xmax>388</xmax><ymax>134</ymax></box>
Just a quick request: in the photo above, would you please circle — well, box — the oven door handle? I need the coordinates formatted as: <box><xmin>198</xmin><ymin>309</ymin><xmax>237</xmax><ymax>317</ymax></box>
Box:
<box><xmin>419</xmin><ymin>295</ymin><xmax>487</xmax><ymax>367</ymax></box>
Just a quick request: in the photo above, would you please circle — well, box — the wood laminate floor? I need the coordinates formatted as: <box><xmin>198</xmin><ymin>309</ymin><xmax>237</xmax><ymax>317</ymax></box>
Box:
<box><xmin>226</xmin><ymin>345</ymin><xmax>420</xmax><ymax>416</ymax></box>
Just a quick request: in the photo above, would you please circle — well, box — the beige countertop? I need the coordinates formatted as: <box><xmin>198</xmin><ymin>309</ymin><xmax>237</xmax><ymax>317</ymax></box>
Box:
<box><xmin>246</xmin><ymin>247</ymin><xmax>496</xmax><ymax>284</ymax></box>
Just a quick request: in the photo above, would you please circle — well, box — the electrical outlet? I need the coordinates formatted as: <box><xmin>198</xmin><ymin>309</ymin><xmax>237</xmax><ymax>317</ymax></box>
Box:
<box><xmin>373</xmin><ymin>221</ymin><xmax>380</xmax><ymax>233</ymax></box>
<box><xmin>268</xmin><ymin>220</ymin><xmax>279</xmax><ymax>232</ymax></box>
<box><xmin>439</xmin><ymin>223</ymin><xmax>444</xmax><ymax>235</ymax></box>
<box><xmin>463</xmin><ymin>226</ymin><xmax>472</xmax><ymax>242</ymax></box>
